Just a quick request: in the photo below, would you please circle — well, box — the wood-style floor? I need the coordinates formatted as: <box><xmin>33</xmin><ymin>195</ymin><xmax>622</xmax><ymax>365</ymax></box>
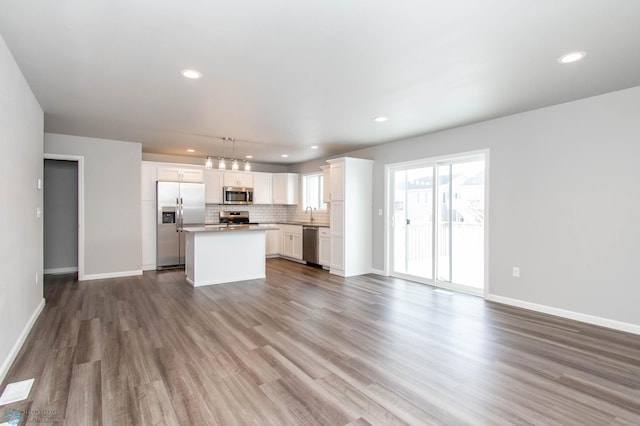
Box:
<box><xmin>3</xmin><ymin>258</ymin><xmax>640</xmax><ymax>425</ymax></box>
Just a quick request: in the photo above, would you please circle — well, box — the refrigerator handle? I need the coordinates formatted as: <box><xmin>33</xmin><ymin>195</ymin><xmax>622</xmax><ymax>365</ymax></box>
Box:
<box><xmin>180</xmin><ymin>198</ymin><xmax>184</xmax><ymax>228</ymax></box>
<box><xmin>176</xmin><ymin>198</ymin><xmax>180</xmax><ymax>232</ymax></box>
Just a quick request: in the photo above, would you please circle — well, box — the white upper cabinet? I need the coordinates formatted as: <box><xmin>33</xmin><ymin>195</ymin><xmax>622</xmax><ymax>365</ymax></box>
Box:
<box><xmin>272</xmin><ymin>173</ymin><xmax>299</xmax><ymax>205</ymax></box>
<box><xmin>204</xmin><ymin>170</ymin><xmax>223</xmax><ymax>204</ymax></box>
<box><xmin>157</xmin><ymin>165</ymin><xmax>203</xmax><ymax>183</ymax></box>
<box><xmin>180</xmin><ymin>168</ymin><xmax>204</xmax><ymax>183</ymax></box>
<box><xmin>223</xmin><ymin>172</ymin><xmax>253</xmax><ymax>188</ymax></box>
<box><xmin>329</xmin><ymin>161</ymin><xmax>344</xmax><ymax>201</ymax></box>
<box><xmin>252</xmin><ymin>172</ymin><xmax>272</xmax><ymax>204</ymax></box>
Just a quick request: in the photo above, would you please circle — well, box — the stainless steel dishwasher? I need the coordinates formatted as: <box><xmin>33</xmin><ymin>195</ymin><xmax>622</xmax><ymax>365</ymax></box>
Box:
<box><xmin>303</xmin><ymin>226</ymin><xmax>319</xmax><ymax>264</ymax></box>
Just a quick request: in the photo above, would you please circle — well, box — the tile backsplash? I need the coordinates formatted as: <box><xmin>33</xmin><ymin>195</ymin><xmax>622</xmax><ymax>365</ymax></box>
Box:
<box><xmin>289</xmin><ymin>207</ymin><xmax>329</xmax><ymax>225</ymax></box>
<box><xmin>205</xmin><ymin>204</ymin><xmax>330</xmax><ymax>225</ymax></box>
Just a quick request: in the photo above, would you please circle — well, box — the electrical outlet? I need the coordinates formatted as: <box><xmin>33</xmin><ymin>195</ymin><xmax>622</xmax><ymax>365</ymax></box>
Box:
<box><xmin>512</xmin><ymin>267</ymin><xmax>520</xmax><ymax>278</ymax></box>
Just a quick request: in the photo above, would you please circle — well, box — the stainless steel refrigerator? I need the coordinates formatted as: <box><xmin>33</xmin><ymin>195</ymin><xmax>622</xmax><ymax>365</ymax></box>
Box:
<box><xmin>156</xmin><ymin>181</ymin><xmax>205</xmax><ymax>269</ymax></box>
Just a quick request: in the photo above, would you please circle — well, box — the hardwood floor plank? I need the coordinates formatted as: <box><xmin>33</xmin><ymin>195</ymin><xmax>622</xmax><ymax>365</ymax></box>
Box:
<box><xmin>1</xmin><ymin>259</ymin><xmax>640</xmax><ymax>424</ymax></box>
<box><xmin>135</xmin><ymin>379</ymin><xmax>181</xmax><ymax>425</ymax></box>
<box><xmin>65</xmin><ymin>360</ymin><xmax>102</xmax><ymax>425</ymax></box>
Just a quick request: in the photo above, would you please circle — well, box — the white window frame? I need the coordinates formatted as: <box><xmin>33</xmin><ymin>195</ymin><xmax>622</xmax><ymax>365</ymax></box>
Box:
<box><xmin>301</xmin><ymin>172</ymin><xmax>327</xmax><ymax>211</ymax></box>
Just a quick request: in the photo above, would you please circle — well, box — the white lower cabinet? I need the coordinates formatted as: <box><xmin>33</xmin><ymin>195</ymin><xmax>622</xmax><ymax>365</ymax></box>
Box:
<box><xmin>319</xmin><ymin>227</ymin><xmax>330</xmax><ymax>267</ymax></box>
<box><xmin>280</xmin><ymin>224</ymin><xmax>303</xmax><ymax>260</ymax></box>
<box><xmin>266</xmin><ymin>229</ymin><xmax>280</xmax><ymax>257</ymax></box>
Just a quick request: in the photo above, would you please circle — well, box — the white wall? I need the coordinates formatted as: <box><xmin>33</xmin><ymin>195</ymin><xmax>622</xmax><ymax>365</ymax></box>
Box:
<box><xmin>45</xmin><ymin>133</ymin><xmax>142</xmax><ymax>278</ymax></box>
<box><xmin>293</xmin><ymin>86</ymin><xmax>640</xmax><ymax>329</ymax></box>
<box><xmin>0</xmin><ymin>35</ymin><xmax>45</xmax><ymax>382</ymax></box>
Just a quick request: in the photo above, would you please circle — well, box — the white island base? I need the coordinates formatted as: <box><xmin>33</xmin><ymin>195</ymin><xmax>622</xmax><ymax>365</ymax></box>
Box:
<box><xmin>184</xmin><ymin>227</ymin><xmax>267</xmax><ymax>287</ymax></box>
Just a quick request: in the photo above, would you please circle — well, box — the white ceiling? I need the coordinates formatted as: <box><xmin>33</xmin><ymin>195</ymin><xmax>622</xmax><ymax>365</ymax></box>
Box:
<box><xmin>2</xmin><ymin>1</ymin><xmax>640</xmax><ymax>164</ymax></box>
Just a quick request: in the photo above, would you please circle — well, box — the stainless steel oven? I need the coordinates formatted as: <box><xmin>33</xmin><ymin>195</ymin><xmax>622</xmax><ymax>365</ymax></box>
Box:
<box><xmin>223</xmin><ymin>186</ymin><xmax>253</xmax><ymax>204</ymax></box>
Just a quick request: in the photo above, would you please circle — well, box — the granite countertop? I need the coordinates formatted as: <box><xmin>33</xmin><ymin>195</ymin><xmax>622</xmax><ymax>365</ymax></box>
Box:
<box><xmin>183</xmin><ymin>224</ymin><xmax>279</xmax><ymax>233</ymax></box>
<box><xmin>259</xmin><ymin>221</ymin><xmax>330</xmax><ymax>228</ymax></box>
<box><xmin>204</xmin><ymin>221</ymin><xmax>330</xmax><ymax>228</ymax></box>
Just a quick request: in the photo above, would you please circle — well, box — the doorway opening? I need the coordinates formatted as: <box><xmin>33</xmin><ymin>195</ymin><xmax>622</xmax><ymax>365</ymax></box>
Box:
<box><xmin>43</xmin><ymin>154</ymin><xmax>85</xmax><ymax>280</ymax></box>
<box><xmin>387</xmin><ymin>151</ymin><xmax>487</xmax><ymax>295</ymax></box>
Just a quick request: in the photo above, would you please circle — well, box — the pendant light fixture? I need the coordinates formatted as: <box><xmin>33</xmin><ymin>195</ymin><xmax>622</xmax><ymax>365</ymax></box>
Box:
<box><xmin>231</xmin><ymin>138</ymin><xmax>239</xmax><ymax>171</ymax></box>
<box><xmin>244</xmin><ymin>161</ymin><xmax>251</xmax><ymax>172</ymax></box>
<box><xmin>218</xmin><ymin>138</ymin><xmax>227</xmax><ymax>170</ymax></box>
<box><xmin>205</xmin><ymin>156</ymin><xmax>213</xmax><ymax>169</ymax></box>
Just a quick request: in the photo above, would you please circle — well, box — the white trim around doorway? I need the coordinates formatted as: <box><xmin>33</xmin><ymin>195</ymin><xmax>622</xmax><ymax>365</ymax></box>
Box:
<box><xmin>44</xmin><ymin>153</ymin><xmax>86</xmax><ymax>281</ymax></box>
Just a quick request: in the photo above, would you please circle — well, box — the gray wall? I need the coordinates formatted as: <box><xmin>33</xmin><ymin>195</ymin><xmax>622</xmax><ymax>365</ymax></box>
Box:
<box><xmin>294</xmin><ymin>86</ymin><xmax>640</xmax><ymax>327</ymax></box>
<box><xmin>0</xmin><ymin>35</ymin><xmax>44</xmax><ymax>381</ymax></box>
<box><xmin>44</xmin><ymin>133</ymin><xmax>142</xmax><ymax>277</ymax></box>
<box><xmin>44</xmin><ymin>159</ymin><xmax>78</xmax><ymax>272</ymax></box>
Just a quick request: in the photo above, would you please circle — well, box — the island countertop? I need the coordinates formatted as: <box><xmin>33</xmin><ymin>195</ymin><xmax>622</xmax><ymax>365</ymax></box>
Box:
<box><xmin>184</xmin><ymin>224</ymin><xmax>275</xmax><ymax>287</ymax></box>
<box><xmin>183</xmin><ymin>224</ymin><xmax>279</xmax><ymax>233</ymax></box>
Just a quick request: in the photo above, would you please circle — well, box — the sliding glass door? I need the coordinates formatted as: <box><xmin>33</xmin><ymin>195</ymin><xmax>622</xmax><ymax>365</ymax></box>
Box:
<box><xmin>393</xmin><ymin>166</ymin><xmax>435</xmax><ymax>279</ymax></box>
<box><xmin>390</xmin><ymin>155</ymin><xmax>486</xmax><ymax>293</ymax></box>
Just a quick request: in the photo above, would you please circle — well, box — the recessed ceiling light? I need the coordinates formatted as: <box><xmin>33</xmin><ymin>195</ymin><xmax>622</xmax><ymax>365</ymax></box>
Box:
<box><xmin>374</xmin><ymin>116</ymin><xmax>388</xmax><ymax>122</ymax></box>
<box><xmin>557</xmin><ymin>51</ymin><xmax>586</xmax><ymax>64</ymax></box>
<box><xmin>186</xmin><ymin>149</ymin><xmax>195</xmax><ymax>153</ymax></box>
<box><xmin>180</xmin><ymin>69</ymin><xmax>203</xmax><ymax>79</ymax></box>
<box><xmin>311</xmin><ymin>145</ymin><xmax>319</xmax><ymax>149</ymax></box>
<box><xmin>281</xmin><ymin>154</ymin><xmax>289</xmax><ymax>158</ymax></box>
<box><xmin>245</xmin><ymin>155</ymin><xmax>253</xmax><ymax>159</ymax></box>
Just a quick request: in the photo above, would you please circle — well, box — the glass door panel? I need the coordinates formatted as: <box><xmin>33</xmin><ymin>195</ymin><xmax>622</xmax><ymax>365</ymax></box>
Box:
<box><xmin>392</xmin><ymin>170</ymin><xmax>408</xmax><ymax>273</ymax></box>
<box><xmin>392</xmin><ymin>167</ymin><xmax>434</xmax><ymax>279</ymax></box>
<box><xmin>451</xmin><ymin>160</ymin><xmax>485</xmax><ymax>288</ymax></box>
<box><xmin>437</xmin><ymin>165</ymin><xmax>452</xmax><ymax>282</ymax></box>
<box><xmin>406</xmin><ymin>167</ymin><xmax>433</xmax><ymax>279</ymax></box>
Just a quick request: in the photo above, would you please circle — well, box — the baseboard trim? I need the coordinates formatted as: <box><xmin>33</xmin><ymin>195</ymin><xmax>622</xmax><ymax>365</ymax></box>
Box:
<box><xmin>81</xmin><ymin>270</ymin><xmax>143</xmax><ymax>281</ymax></box>
<box><xmin>0</xmin><ymin>298</ymin><xmax>45</xmax><ymax>384</ymax></box>
<box><xmin>486</xmin><ymin>294</ymin><xmax>640</xmax><ymax>336</ymax></box>
<box><xmin>44</xmin><ymin>267</ymin><xmax>78</xmax><ymax>275</ymax></box>
<box><xmin>370</xmin><ymin>268</ymin><xmax>387</xmax><ymax>276</ymax></box>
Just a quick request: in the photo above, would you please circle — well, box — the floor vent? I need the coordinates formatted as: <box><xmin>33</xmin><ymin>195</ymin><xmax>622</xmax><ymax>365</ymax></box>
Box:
<box><xmin>0</xmin><ymin>378</ymin><xmax>34</xmax><ymax>406</ymax></box>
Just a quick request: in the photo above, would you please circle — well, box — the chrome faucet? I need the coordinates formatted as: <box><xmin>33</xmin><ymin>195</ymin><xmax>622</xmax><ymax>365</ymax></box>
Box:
<box><xmin>306</xmin><ymin>206</ymin><xmax>316</xmax><ymax>223</ymax></box>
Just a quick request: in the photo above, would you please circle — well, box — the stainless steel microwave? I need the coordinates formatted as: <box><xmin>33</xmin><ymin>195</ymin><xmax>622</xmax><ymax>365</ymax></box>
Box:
<box><xmin>223</xmin><ymin>186</ymin><xmax>253</xmax><ymax>204</ymax></box>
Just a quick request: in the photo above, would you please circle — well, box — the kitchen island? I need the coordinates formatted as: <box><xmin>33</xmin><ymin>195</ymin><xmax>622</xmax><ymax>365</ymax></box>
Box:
<box><xmin>183</xmin><ymin>224</ymin><xmax>278</xmax><ymax>287</ymax></box>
